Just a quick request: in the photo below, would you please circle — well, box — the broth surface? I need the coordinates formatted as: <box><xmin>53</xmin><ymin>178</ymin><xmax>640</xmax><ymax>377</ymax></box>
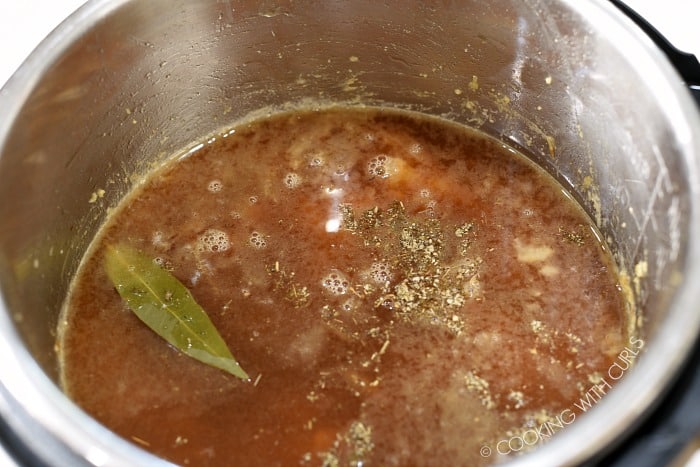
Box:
<box><xmin>59</xmin><ymin>107</ymin><xmax>630</xmax><ymax>466</ymax></box>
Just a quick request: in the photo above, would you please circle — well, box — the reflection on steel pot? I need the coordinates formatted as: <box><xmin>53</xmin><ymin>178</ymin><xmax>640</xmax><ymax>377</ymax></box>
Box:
<box><xmin>0</xmin><ymin>0</ymin><xmax>699</xmax><ymax>465</ymax></box>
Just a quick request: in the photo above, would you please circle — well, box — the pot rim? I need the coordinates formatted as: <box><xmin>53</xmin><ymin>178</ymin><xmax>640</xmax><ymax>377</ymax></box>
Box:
<box><xmin>0</xmin><ymin>1</ymin><xmax>176</xmax><ymax>464</ymax></box>
<box><xmin>0</xmin><ymin>1</ymin><xmax>699</xmax><ymax>466</ymax></box>
<box><xmin>505</xmin><ymin>1</ymin><xmax>700</xmax><ymax>465</ymax></box>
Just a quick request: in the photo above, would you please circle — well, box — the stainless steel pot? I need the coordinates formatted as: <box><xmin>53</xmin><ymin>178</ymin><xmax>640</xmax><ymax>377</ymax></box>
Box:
<box><xmin>0</xmin><ymin>0</ymin><xmax>699</xmax><ymax>465</ymax></box>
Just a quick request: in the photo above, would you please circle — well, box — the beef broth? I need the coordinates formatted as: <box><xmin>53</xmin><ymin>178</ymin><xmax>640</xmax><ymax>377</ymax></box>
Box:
<box><xmin>58</xmin><ymin>107</ymin><xmax>631</xmax><ymax>466</ymax></box>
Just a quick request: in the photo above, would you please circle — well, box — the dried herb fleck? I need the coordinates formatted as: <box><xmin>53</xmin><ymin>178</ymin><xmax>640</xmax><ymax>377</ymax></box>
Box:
<box><xmin>319</xmin><ymin>421</ymin><xmax>374</xmax><ymax>467</ymax></box>
<box><xmin>268</xmin><ymin>261</ymin><xmax>310</xmax><ymax>307</ymax></box>
<box><xmin>558</xmin><ymin>225</ymin><xmax>586</xmax><ymax>246</ymax></box>
<box><xmin>339</xmin><ymin>201</ymin><xmax>482</xmax><ymax>334</ymax></box>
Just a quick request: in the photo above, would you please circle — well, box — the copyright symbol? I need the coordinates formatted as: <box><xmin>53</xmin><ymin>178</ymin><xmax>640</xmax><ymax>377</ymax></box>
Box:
<box><xmin>480</xmin><ymin>445</ymin><xmax>491</xmax><ymax>457</ymax></box>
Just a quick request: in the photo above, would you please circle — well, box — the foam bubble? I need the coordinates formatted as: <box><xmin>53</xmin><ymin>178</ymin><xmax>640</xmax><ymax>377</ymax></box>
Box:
<box><xmin>408</xmin><ymin>143</ymin><xmax>423</xmax><ymax>155</ymax></box>
<box><xmin>197</xmin><ymin>229</ymin><xmax>230</xmax><ymax>253</ymax></box>
<box><xmin>309</xmin><ymin>154</ymin><xmax>325</xmax><ymax>167</ymax></box>
<box><xmin>367</xmin><ymin>155</ymin><xmax>389</xmax><ymax>178</ymax></box>
<box><xmin>249</xmin><ymin>231</ymin><xmax>267</xmax><ymax>249</ymax></box>
<box><xmin>284</xmin><ymin>172</ymin><xmax>302</xmax><ymax>189</ymax></box>
<box><xmin>151</xmin><ymin>230</ymin><xmax>170</xmax><ymax>249</ymax></box>
<box><xmin>322</xmin><ymin>270</ymin><xmax>349</xmax><ymax>295</ymax></box>
<box><xmin>369</xmin><ymin>261</ymin><xmax>393</xmax><ymax>284</ymax></box>
<box><xmin>342</xmin><ymin>298</ymin><xmax>358</xmax><ymax>312</ymax></box>
<box><xmin>207</xmin><ymin>180</ymin><xmax>223</xmax><ymax>192</ymax></box>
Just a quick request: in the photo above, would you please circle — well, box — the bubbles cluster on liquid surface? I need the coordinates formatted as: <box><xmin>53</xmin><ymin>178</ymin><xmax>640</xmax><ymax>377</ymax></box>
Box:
<box><xmin>367</xmin><ymin>155</ymin><xmax>389</xmax><ymax>179</ymax></box>
<box><xmin>284</xmin><ymin>172</ymin><xmax>302</xmax><ymax>189</ymax></box>
<box><xmin>322</xmin><ymin>270</ymin><xmax>349</xmax><ymax>295</ymax></box>
<box><xmin>369</xmin><ymin>261</ymin><xmax>393</xmax><ymax>284</ymax></box>
<box><xmin>207</xmin><ymin>180</ymin><xmax>223</xmax><ymax>193</ymax></box>
<box><xmin>249</xmin><ymin>231</ymin><xmax>267</xmax><ymax>249</ymax></box>
<box><xmin>197</xmin><ymin>229</ymin><xmax>230</xmax><ymax>253</ymax></box>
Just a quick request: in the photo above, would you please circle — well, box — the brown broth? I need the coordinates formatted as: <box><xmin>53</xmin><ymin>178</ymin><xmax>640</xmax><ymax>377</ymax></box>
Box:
<box><xmin>58</xmin><ymin>107</ymin><xmax>631</xmax><ymax>466</ymax></box>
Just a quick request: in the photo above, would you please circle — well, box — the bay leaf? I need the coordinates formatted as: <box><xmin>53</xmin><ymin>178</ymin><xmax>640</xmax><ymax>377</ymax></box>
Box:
<box><xmin>104</xmin><ymin>244</ymin><xmax>249</xmax><ymax>380</ymax></box>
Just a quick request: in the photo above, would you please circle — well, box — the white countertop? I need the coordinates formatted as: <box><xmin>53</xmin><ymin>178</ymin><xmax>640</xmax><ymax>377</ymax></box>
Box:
<box><xmin>0</xmin><ymin>0</ymin><xmax>698</xmax><ymax>89</ymax></box>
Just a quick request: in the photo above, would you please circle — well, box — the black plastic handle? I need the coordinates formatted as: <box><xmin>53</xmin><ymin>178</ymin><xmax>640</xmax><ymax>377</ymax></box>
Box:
<box><xmin>610</xmin><ymin>0</ymin><xmax>700</xmax><ymax>106</ymax></box>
